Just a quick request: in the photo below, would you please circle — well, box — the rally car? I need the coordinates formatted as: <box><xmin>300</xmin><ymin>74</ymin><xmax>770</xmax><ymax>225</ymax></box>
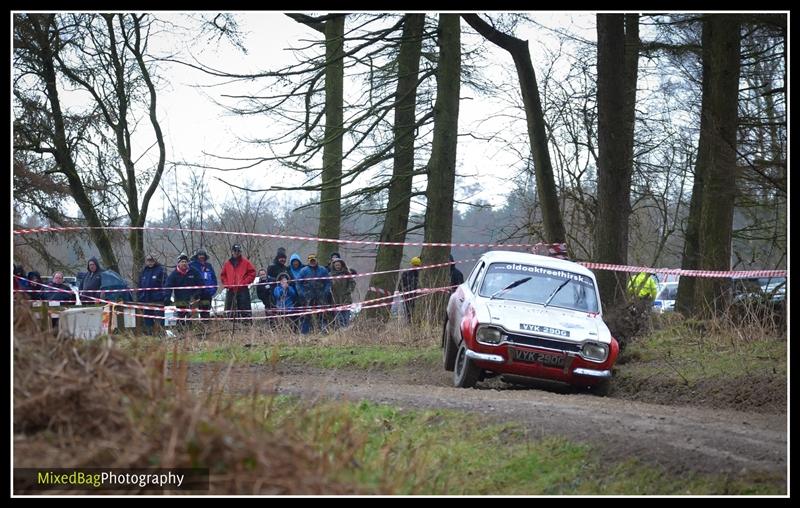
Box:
<box><xmin>442</xmin><ymin>250</ymin><xmax>619</xmax><ymax>395</ymax></box>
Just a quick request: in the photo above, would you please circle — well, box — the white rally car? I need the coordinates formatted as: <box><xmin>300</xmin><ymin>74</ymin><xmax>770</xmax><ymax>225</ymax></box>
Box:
<box><xmin>443</xmin><ymin>250</ymin><xmax>619</xmax><ymax>394</ymax></box>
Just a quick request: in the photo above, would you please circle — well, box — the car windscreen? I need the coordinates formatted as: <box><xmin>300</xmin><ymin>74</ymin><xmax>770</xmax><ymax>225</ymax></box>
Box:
<box><xmin>478</xmin><ymin>262</ymin><xmax>599</xmax><ymax>313</ymax></box>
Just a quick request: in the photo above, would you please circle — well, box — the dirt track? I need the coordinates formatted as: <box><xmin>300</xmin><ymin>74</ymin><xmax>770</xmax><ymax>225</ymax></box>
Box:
<box><xmin>187</xmin><ymin>361</ymin><xmax>787</xmax><ymax>484</ymax></box>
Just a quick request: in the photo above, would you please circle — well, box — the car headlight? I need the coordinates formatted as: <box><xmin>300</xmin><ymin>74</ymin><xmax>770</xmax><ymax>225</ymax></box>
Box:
<box><xmin>476</xmin><ymin>326</ymin><xmax>503</xmax><ymax>344</ymax></box>
<box><xmin>581</xmin><ymin>342</ymin><xmax>608</xmax><ymax>361</ymax></box>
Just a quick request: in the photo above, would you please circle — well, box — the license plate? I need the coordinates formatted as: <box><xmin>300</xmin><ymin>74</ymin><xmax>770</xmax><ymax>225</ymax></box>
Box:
<box><xmin>510</xmin><ymin>348</ymin><xmax>565</xmax><ymax>367</ymax></box>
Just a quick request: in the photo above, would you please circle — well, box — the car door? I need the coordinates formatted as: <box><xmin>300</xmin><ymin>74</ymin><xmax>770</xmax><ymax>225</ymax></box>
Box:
<box><xmin>449</xmin><ymin>260</ymin><xmax>485</xmax><ymax>337</ymax></box>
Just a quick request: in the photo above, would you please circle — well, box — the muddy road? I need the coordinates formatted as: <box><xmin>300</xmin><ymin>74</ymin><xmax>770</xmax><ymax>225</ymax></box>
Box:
<box><xmin>186</xmin><ymin>362</ymin><xmax>787</xmax><ymax>482</ymax></box>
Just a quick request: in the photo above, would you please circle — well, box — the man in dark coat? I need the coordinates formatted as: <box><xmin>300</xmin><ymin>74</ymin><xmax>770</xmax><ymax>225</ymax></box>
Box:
<box><xmin>297</xmin><ymin>254</ymin><xmax>331</xmax><ymax>334</ymax></box>
<box><xmin>164</xmin><ymin>253</ymin><xmax>204</xmax><ymax>328</ymax></box>
<box><xmin>189</xmin><ymin>248</ymin><xmax>218</xmax><ymax>319</ymax></box>
<box><xmin>138</xmin><ymin>254</ymin><xmax>167</xmax><ymax>335</ymax></box>
<box><xmin>79</xmin><ymin>257</ymin><xmax>104</xmax><ymax>304</ymax></box>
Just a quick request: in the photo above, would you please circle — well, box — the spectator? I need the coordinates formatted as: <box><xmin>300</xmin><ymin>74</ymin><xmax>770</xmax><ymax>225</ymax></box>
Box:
<box><xmin>189</xmin><ymin>248</ymin><xmax>217</xmax><ymax>319</ymax></box>
<box><xmin>79</xmin><ymin>257</ymin><xmax>104</xmax><ymax>304</ymax></box>
<box><xmin>266</xmin><ymin>247</ymin><xmax>289</xmax><ymax>307</ymax></box>
<box><xmin>46</xmin><ymin>271</ymin><xmax>76</xmax><ymax>304</ymax></box>
<box><xmin>449</xmin><ymin>254</ymin><xmax>464</xmax><ymax>292</ymax></box>
<box><xmin>13</xmin><ymin>264</ymin><xmax>28</xmax><ymax>297</ymax></box>
<box><xmin>287</xmin><ymin>253</ymin><xmax>304</xmax><ymax>291</ymax></box>
<box><xmin>399</xmin><ymin>256</ymin><xmax>422</xmax><ymax>323</ymax></box>
<box><xmin>45</xmin><ymin>271</ymin><xmax>76</xmax><ymax>331</ymax></box>
<box><xmin>273</xmin><ymin>272</ymin><xmax>299</xmax><ymax>332</ymax></box>
<box><xmin>137</xmin><ymin>254</ymin><xmax>167</xmax><ymax>335</ymax></box>
<box><xmin>220</xmin><ymin>244</ymin><xmax>256</xmax><ymax>320</ymax></box>
<box><xmin>330</xmin><ymin>256</ymin><xmax>356</xmax><ymax>328</ymax></box>
<box><xmin>326</xmin><ymin>251</ymin><xmax>342</xmax><ymax>272</ymax></box>
<box><xmin>255</xmin><ymin>268</ymin><xmax>273</xmax><ymax>308</ymax></box>
<box><xmin>27</xmin><ymin>271</ymin><xmax>44</xmax><ymax>300</ymax></box>
<box><xmin>164</xmin><ymin>253</ymin><xmax>203</xmax><ymax>328</ymax></box>
<box><xmin>628</xmin><ymin>272</ymin><xmax>657</xmax><ymax>300</ymax></box>
<box><xmin>297</xmin><ymin>253</ymin><xmax>331</xmax><ymax>334</ymax></box>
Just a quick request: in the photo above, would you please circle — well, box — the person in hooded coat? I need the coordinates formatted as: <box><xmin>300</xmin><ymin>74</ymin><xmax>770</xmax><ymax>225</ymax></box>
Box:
<box><xmin>329</xmin><ymin>257</ymin><xmax>356</xmax><ymax>328</ymax></box>
<box><xmin>287</xmin><ymin>253</ymin><xmax>304</xmax><ymax>294</ymax></box>
<box><xmin>79</xmin><ymin>257</ymin><xmax>104</xmax><ymax>304</ymax></box>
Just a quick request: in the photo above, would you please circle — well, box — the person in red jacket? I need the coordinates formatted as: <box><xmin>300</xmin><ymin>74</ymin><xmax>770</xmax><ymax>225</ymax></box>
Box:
<box><xmin>220</xmin><ymin>243</ymin><xmax>256</xmax><ymax>320</ymax></box>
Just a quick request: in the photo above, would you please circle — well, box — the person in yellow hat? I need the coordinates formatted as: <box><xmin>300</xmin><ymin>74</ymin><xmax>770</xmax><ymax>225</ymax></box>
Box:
<box><xmin>399</xmin><ymin>256</ymin><xmax>422</xmax><ymax>322</ymax></box>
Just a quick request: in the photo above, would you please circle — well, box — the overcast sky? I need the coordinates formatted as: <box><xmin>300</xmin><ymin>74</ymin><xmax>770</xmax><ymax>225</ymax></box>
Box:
<box><xmin>19</xmin><ymin>12</ymin><xmax>599</xmax><ymax>222</ymax></box>
<box><xmin>138</xmin><ymin>12</ymin><xmax>599</xmax><ymax>217</ymax></box>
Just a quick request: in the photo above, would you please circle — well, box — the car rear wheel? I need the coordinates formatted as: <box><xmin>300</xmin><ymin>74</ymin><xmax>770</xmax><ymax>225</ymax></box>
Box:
<box><xmin>443</xmin><ymin>319</ymin><xmax>456</xmax><ymax>371</ymax></box>
<box><xmin>453</xmin><ymin>342</ymin><xmax>481</xmax><ymax>388</ymax></box>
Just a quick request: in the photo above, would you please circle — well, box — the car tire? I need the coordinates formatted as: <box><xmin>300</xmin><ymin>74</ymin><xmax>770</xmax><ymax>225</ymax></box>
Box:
<box><xmin>453</xmin><ymin>341</ymin><xmax>481</xmax><ymax>388</ymax></box>
<box><xmin>587</xmin><ymin>379</ymin><xmax>612</xmax><ymax>397</ymax></box>
<box><xmin>443</xmin><ymin>319</ymin><xmax>457</xmax><ymax>371</ymax></box>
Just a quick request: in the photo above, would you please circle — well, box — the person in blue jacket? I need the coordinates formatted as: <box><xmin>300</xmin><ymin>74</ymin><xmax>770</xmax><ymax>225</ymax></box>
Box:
<box><xmin>273</xmin><ymin>272</ymin><xmax>299</xmax><ymax>332</ymax></box>
<box><xmin>297</xmin><ymin>253</ymin><xmax>331</xmax><ymax>334</ymax></box>
<box><xmin>189</xmin><ymin>248</ymin><xmax>217</xmax><ymax>319</ymax></box>
<box><xmin>164</xmin><ymin>253</ymin><xmax>203</xmax><ymax>329</ymax></box>
<box><xmin>137</xmin><ymin>253</ymin><xmax>167</xmax><ymax>335</ymax></box>
<box><xmin>287</xmin><ymin>253</ymin><xmax>304</xmax><ymax>285</ymax></box>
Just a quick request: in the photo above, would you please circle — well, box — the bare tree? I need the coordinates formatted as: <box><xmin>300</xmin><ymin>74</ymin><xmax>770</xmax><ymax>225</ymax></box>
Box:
<box><xmin>419</xmin><ymin>13</ymin><xmax>461</xmax><ymax>322</ymax></box>
<box><xmin>594</xmin><ymin>14</ymin><xmax>639</xmax><ymax>308</ymax></box>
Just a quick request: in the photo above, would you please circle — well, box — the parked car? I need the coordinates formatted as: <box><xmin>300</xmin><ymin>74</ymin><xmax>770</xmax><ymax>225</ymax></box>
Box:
<box><xmin>731</xmin><ymin>276</ymin><xmax>786</xmax><ymax>304</ymax></box>
<box><xmin>653</xmin><ymin>281</ymin><xmax>678</xmax><ymax>313</ymax></box>
<box><xmin>211</xmin><ymin>284</ymin><xmax>267</xmax><ymax>318</ymax></box>
<box><xmin>443</xmin><ymin>250</ymin><xmax>619</xmax><ymax>394</ymax></box>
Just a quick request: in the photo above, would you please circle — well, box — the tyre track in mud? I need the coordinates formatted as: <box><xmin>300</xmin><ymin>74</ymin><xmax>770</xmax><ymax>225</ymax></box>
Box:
<box><xmin>186</xmin><ymin>362</ymin><xmax>787</xmax><ymax>482</ymax></box>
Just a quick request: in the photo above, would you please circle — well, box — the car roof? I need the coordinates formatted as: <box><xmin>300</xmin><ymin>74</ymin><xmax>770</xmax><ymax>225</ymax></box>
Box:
<box><xmin>477</xmin><ymin>250</ymin><xmax>597</xmax><ymax>280</ymax></box>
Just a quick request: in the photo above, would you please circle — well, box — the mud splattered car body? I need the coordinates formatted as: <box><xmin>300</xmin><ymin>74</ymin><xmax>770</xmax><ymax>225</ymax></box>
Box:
<box><xmin>443</xmin><ymin>250</ymin><xmax>619</xmax><ymax>393</ymax></box>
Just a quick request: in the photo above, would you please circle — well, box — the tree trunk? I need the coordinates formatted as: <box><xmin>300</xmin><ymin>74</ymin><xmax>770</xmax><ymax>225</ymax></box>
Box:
<box><xmin>419</xmin><ymin>14</ymin><xmax>461</xmax><ymax>323</ymax></box>
<box><xmin>367</xmin><ymin>14</ymin><xmax>425</xmax><ymax>304</ymax></box>
<box><xmin>461</xmin><ymin>14</ymin><xmax>565</xmax><ymax>244</ymax></box>
<box><xmin>29</xmin><ymin>14</ymin><xmax>119</xmax><ymax>272</ymax></box>
<box><xmin>316</xmin><ymin>15</ymin><xmax>345</xmax><ymax>263</ymax></box>
<box><xmin>594</xmin><ymin>14</ymin><xmax>639</xmax><ymax>309</ymax></box>
<box><xmin>694</xmin><ymin>15</ymin><xmax>741</xmax><ymax>315</ymax></box>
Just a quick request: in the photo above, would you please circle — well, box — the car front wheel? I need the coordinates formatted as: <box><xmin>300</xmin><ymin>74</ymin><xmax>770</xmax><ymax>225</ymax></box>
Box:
<box><xmin>453</xmin><ymin>342</ymin><xmax>481</xmax><ymax>388</ymax></box>
<box><xmin>587</xmin><ymin>379</ymin><xmax>612</xmax><ymax>397</ymax></box>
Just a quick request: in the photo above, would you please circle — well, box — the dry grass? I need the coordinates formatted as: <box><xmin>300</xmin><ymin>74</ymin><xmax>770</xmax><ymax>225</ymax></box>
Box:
<box><xmin>156</xmin><ymin>311</ymin><xmax>442</xmax><ymax>354</ymax></box>
<box><xmin>13</xmin><ymin>302</ymin><xmax>386</xmax><ymax>494</ymax></box>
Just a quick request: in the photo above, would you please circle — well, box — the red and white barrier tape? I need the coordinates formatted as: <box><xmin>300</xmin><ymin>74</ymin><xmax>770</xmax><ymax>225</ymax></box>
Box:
<box><xmin>14</xmin><ymin>258</ymin><xmax>475</xmax><ymax>295</ymax></box>
<box><xmin>33</xmin><ymin>287</ymin><xmax>452</xmax><ymax>323</ymax></box>
<box><xmin>578</xmin><ymin>262</ymin><xmax>786</xmax><ymax>279</ymax></box>
<box><xmin>13</xmin><ymin>225</ymin><xmax>786</xmax><ymax>279</ymax></box>
<box><xmin>14</xmin><ymin>225</ymin><xmax>535</xmax><ymax>249</ymax></box>
<box><xmin>16</xmin><ymin>277</ymin><xmax>454</xmax><ymax>319</ymax></box>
